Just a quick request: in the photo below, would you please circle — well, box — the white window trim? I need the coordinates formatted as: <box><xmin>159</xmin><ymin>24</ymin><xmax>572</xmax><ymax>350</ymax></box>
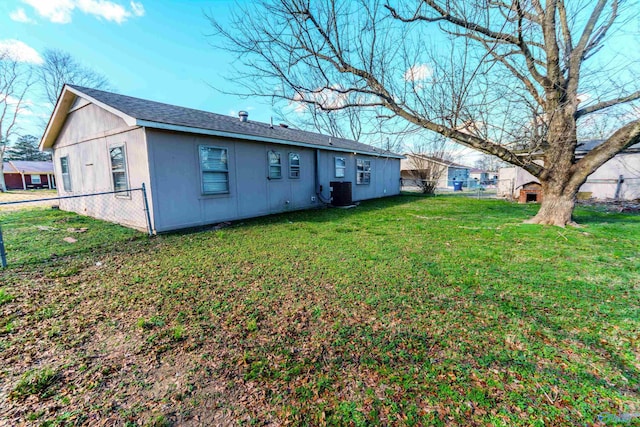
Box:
<box><xmin>335</xmin><ymin>156</ymin><xmax>346</xmax><ymax>178</ymax></box>
<box><xmin>30</xmin><ymin>174</ymin><xmax>41</xmax><ymax>184</ymax></box>
<box><xmin>356</xmin><ymin>158</ymin><xmax>371</xmax><ymax>185</ymax></box>
<box><xmin>199</xmin><ymin>145</ymin><xmax>230</xmax><ymax>195</ymax></box>
<box><xmin>110</xmin><ymin>144</ymin><xmax>130</xmax><ymax>197</ymax></box>
<box><xmin>60</xmin><ymin>155</ymin><xmax>71</xmax><ymax>192</ymax></box>
<box><xmin>289</xmin><ymin>152</ymin><xmax>300</xmax><ymax>179</ymax></box>
<box><xmin>268</xmin><ymin>150</ymin><xmax>282</xmax><ymax>179</ymax></box>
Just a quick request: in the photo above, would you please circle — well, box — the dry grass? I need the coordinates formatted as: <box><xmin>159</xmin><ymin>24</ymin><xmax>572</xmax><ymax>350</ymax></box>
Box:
<box><xmin>1</xmin><ymin>195</ymin><xmax>639</xmax><ymax>426</ymax></box>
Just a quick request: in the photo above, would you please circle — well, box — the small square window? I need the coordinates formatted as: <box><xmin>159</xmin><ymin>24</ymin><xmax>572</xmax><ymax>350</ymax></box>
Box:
<box><xmin>289</xmin><ymin>153</ymin><xmax>300</xmax><ymax>179</ymax></box>
<box><xmin>335</xmin><ymin>157</ymin><xmax>346</xmax><ymax>178</ymax></box>
<box><xmin>30</xmin><ymin>175</ymin><xmax>41</xmax><ymax>184</ymax></box>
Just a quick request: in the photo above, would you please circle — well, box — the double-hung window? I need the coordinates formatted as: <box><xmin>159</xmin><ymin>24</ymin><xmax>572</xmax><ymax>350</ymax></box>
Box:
<box><xmin>110</xmin><ymin>145</ymin><xmax>129</xmax><ymax>193</ymax></box>
<box><xmin>268</xmin><ymin>151</ymin><xmax>282</xmax><ymax>179</ymax></box>
<box><xmin>356</xmin><ymin>159</ymin><xmax>371</xmax><ymax>185</ymax></box>
<box><xmin>60</xmin><ymin>156</ymin><xmax>71</xmax><ymax>191</ymax></box>
<box><xmin>289</xmin><ymin>153</ymin><xmax>300</xmax><ymax>179</ymax></box>
<box><xmin>31</xmin><ymin>175</ymin><xmax>41</xmax><ymax>184</ymax></box>
<box><xmin>200</xmin><ymin>146</ymin><xmax>229</xmax><ymax>194</ymax></box>
<box><xmin>335</xmin><ymin>157</ymin><xmax>346</xmax><ymax>178</ymax></box>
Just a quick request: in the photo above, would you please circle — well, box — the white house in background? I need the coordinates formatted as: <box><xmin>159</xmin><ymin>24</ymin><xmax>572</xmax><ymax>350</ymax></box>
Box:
<box><xmin>400</xmin><ymin>154</ymin><xmax>470</xmax><ymax>188</ymax></box>
<box><xmin>498</xmin><ymin>139</ymin><xmax>640</xmax><ymax>200</ymax></box>
<box><xmin>39</xmin><ymin>85</ymin><xmax>403</xmax><ymax>233</ymax></box>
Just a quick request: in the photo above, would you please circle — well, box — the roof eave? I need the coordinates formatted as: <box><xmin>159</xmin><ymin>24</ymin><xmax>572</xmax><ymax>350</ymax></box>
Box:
<box><xmin>137</xmin><ymin>119</ymin><xmax>405</xmax><ymax>159</ymax></box>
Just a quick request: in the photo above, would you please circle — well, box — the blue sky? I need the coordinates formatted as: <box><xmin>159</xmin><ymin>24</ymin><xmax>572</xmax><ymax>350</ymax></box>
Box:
<box><xmin>0</xmin><ymin>0</ymin><xmax>275</xmax><ymax>135</ymax></box>
<box><xmin>3</xmin><ymin>1</ymin><xmax>634</xmax><ymax>165</ymax></box>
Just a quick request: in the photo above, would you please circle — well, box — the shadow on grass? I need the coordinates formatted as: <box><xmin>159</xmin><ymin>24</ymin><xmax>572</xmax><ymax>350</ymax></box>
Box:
<box><xmin>473</xmin><ymin>287</ymin><xmax>639</xmax><ymax>395</ymax></box>
<box><xmin>573</xmin><ymin>207</ymin><xmax>640</xmax><ymax>225</ymax></box>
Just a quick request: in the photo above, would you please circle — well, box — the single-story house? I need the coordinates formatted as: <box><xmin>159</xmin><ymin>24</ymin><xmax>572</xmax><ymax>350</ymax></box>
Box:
<box><xmin>40</xmin><ymin>85</ymin><xmax>403</xmax><ymax>233</ymax></box>
<box><xmin>469</xmin><ymin>168</ymin><xmax>498</xmax><ymax>185</ymax></box>
<box><xmin>498</xmin><ymin>139</ymin><xmax>640</xmax><ymax>200</ymax></box>
<box><xmin>400</xmin><ymin>153</ymin><xmax>470</xmax><ymax>188</ymax></box>
<box><xmin>2</xmin><ymin>160</ymin><xmax>55</xmax><ymax>190</ymax></box>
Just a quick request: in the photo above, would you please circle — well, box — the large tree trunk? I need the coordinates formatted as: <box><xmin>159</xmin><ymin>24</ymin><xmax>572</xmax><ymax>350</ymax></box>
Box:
<box><xmin>524</xmin><ymin>181</ymin><xmax>578</xmax><ymax>227</ymax></box>
<box><xmin>523</xmin><ymin>107</ymin><xmax>582</xmax><ymax>227</ymax></box>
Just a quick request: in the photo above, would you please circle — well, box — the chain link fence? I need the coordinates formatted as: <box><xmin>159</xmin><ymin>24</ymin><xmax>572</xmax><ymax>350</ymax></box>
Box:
<box><xmin>401</xmin><ymin>178</ymin><xmax>498</xmax><ymax>198</ymax></box>
<box><xmin>0</xmin><ymin>186</ymin><xmax>152</xmax><ymax>268</ymax></box>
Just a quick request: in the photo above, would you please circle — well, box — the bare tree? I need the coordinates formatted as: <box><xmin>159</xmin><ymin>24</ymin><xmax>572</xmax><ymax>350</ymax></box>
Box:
<box><xmin>0</xmin><ymin>54</ymin><xmax>33</xmax><ymax>192</ymax></box>
<box><xmin>405</xmin><ymin>137</ymin><xmax>454</xmax><ymax>194</ymax></box>
<box><xmin>210</xmin><ymin>0</ymin><xmax>640</xmax><ymax>226</ymax></box>
<box><xmin>474</xmin><ymin>154</ymin><xmax>505</xmax><ymax>172</ymax></box>
<box><xmin>39</xmin><ymin>49</ymin><xmax>110</xmax><ymax>107</ymax></box>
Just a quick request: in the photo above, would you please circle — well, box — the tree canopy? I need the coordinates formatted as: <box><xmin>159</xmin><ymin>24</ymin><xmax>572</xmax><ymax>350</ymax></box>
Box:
<box><xmin>210</xmin><ymin>0</ymin><xmax>640</xmax><ymax>226</ymax></box>
<box><xmin>5</xmin><ymin>135</ymin><xmax>51</xmax><ymax>161</ymax></box>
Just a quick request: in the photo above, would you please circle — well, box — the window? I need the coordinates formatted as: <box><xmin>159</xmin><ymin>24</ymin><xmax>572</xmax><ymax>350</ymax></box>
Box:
<box><xmin>268</xmin><ymin>151</ymin><xmax>282</xmax><ymax>179</ymax></box>
<box><xmin>199</xmin><ymin>146</ymin><xmax>229</xmax><ymax>194</ymax></box>
<box><xmin>60</xmin><ymin>156</ymin><xmax>71</xmax><ymax>191</ymax></box>
<box><xmin>110</xmin><ymin>146</ymin><xmax>129</xmax><ymax>193</ymax></box>
<box><xmin>356</xmin><ymin>159</ymin><xmax>371</xmax><ymax>184</ymax></box>
<box><xmin>289</xmin><ymin>153</ymin><xmax>300</xmax><ymax>179</ymax></box>
<box><xmin>31</xmin><ymin>175</ymin><xmax>41</xmax><ymax>184</ymax></box>
<box><xmin>335</xmin><ymin>157</ymin><xmax>346</xmax><ymax>178</ymax></box>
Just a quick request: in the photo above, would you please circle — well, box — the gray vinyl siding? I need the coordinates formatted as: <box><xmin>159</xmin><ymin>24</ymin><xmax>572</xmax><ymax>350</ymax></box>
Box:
<box><xmin>146</xmin><ymin>129</ymin><xmax>321</xmax><ymax>232</ymax></box>
<box><xmin>50</xmin><ymin>101</ymin><xmax>153</xmax><ymax>231</ymax></box>
<box><xmin>146</xmin><ymin>129</ymin><xmax>400</xmax><ymax>233</ymax></box>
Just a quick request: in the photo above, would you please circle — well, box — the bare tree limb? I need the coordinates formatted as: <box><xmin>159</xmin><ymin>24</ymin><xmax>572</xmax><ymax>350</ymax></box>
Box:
<box><xmin>575</xmin><ymin>90</ymin><xmax>640</xmax><ymax>119</ymax></box>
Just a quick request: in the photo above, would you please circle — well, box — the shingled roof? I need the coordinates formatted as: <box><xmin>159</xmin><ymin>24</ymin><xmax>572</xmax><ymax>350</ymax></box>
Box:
<box><xmin>41</xmin><ymin>85</ymin><xmax>402</xmax><ymax>158</ymax></box>
<box><xmin>2</xmin><ymin>161</ymin><xmax>54</xmax><ymax>174</ymax></box>
<box><xmin>576</xmin><ymin>139</ymin><xmax>640</xmax><ymax>154</ymax></box>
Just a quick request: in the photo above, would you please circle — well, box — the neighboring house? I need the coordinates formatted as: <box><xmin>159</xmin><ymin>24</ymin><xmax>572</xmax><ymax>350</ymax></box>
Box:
<box><xmin>40</xmin><ymin>85</ymin><xmax>402</xmax><ymax>233</ymax></box>
<box><xmin>400</xmin><ymin>154</ymin><xmax>470</xmax><ymax>188</ymax></box>
<box><xmin>498</xmin><ymin>139</ymin><xmax>640</xmax><ymax>200</ymax></box>
<box><xmin>469</xmin><ymin>168</ymin><xmax>498</xmax><ymax>185</ymax></box>
<box><xmin>2</xmin><ymin>161</ymin><xmax>55</xmax><ymax>190</ymax></box>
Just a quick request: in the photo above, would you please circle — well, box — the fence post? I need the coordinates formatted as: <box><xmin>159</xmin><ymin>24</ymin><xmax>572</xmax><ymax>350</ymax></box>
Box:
<box><xmin>614</xmin><ymin>175</ymin><xmax>624</xmax><ymax>201</ymax></box>
<box><xmin>0</xmin><ymin>225</ymin><xmax>7</xmax><ymax>268</ymax></box>
<box><xmin>141</xmin><ymin>183</ymin><xmax>153</xmax><ymax>236</ymax></box>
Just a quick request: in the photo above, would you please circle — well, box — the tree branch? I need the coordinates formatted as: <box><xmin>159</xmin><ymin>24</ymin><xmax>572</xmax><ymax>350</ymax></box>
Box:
<box><xmin>575</xmin><ymin>90</ymin><xmax>640</xmax><ymax>119</ymax></box>
<box><xmin>569</xmin><ymin>118</ymin><xmax>640</xmax><ymax>188</ymax></box>
<box><xmin>385</xmin><ymin>1</ymin><xmax>549</xmax><ymax>86</ymax></box>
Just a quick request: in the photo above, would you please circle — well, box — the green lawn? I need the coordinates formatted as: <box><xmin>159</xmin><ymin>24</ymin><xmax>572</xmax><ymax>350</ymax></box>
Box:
<box><xmin>1</xmin><ymin>196</ymin><xmax>638</xmax><ymax>426</ymax></box>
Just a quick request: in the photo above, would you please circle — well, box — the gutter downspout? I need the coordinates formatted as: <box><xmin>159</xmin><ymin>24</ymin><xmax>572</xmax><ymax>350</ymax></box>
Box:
<box><xmin>314</xmin><ymin>149</ymin><xmax>331</xmax><ymax>204</ymax></box>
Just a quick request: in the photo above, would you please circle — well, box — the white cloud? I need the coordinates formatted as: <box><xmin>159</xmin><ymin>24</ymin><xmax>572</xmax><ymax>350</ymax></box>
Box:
<box><xmin>9</xmin><ymin>8</ymin><xmax>35</xmax><ymax>24</ymax></box>
<box><xmin>22</xmin><ymin>0</ymin><xmax>74</xmax><ymax>24</ymax></box>
<box><xmin>0</xmin><ymin>39</ymin><xmax>43</xmax><ymax>64</ymax></box>
<box><xmin>21</xmin><ymin>0</ymin><xmax>145</xmax><ymax>24</ymax></box>
<box><xmin>130</xmin><ymin>1</ymin><xmax>144</xmax><ymax>17</ymax></box>
<box><xmin>404</xmin><ymin>64</ymin><xmax>433</xmax><ymax>82</ymax></box>
<box><xmin>577</xmin><ymin>93</ymin><xmax>591</xmax><ymax>104</ymax></box>
<box><xmin>292</xmin><ymin>85</ymin><xmax>350</xmax><ymax>113</ymax></box>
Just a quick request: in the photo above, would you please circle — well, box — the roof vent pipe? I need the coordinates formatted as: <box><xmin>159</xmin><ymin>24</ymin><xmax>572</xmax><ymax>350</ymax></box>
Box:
<box><xmin>238</xmin><ymin>111</ymin><xmax>249</xmax><ymax>122</ymax></box>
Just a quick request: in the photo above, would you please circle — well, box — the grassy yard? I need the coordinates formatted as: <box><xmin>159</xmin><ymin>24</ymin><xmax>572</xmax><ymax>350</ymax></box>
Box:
<box><xmin>0</xmin><ymin>189</ymin><xmax>59</xmax><ymax>212</ymax></box>
<box><xmin>0</xmin><ymin>196</ymin><xmax>638</xmax><ymax>426</ymax></box>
